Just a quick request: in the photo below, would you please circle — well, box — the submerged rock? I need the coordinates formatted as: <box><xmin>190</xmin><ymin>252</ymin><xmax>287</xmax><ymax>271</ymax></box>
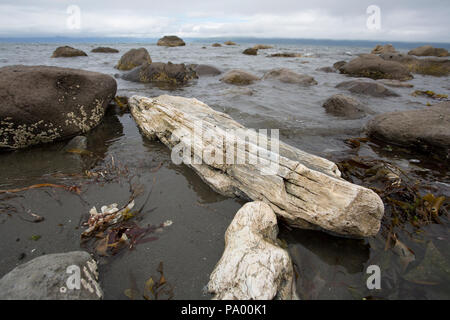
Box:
<box><xmin>340</xmin><ymin>54</ymin><xmax>413</xmax><ymax>81</ymax></box>
<box><xmin>371</xmin><ymin>44</ymin><xmax>397</xmax><ymax>55</ymax></box>
<box><xmin>51</xmin><ymin>46</ymin><xmax>87</xmax><ymax>58</ymax></box>
<box><xmin>91</xmin><ymin>47</ymin><xmax>119</xmax><ymax>53</ymax></box>
<box><xmin>243</xmin><ymin>48</ymin><xmax>258</xmax><ymax>55</ymax></box>
<box><xmin>0</xmin><ymin>65</ymin><xmax>117</xmax><ymax>150</ymax></box>
<box><xmin>380</xmin><ymin>52</ymin><xmax>450</xmax><ymax>77</ymax></box>
<box><xmin>367</xmin><ymin>101</ymin><xmax>450</xmax><ymax>158</ymax></box>
<box><xmin>317</xmin><ymin>66</ymin><xmax>336</xmax><ymax>73</ymax></box>
<box><xmin>208</xmin><ymin>202</ymin><xmax>297</xmax><ymax>300</ymax></box>
<box><xmin>220</xmin><ymin>69</ymin><xmax>260</xmax><ymax>85</ymax></box>
<box><xmin>253</xmin><ymin>44</ymin><xmax>274</xmax><ymax>50</ymax></box>
<box><xmin>336</xmin><ymin>80</ymin><xmax>399</xmax><ymax>98</ymax></box>
<box><xmin>130</xmin><ymin>94</ymin><xmax>384</xmax><ymax>237</ymax></box>
<box><xmin>188</xmin><ymin>64</ymin><xmax>222</xmax><ymax>77</ymax></box>
<box><xmin>408</xmin><ymin>45</ymin><xmax>449</xmax><ymax>57</ymax></box>
<box><xmin>262</xmin><ymin>68</ymin><xmax>317</xmax><ymax>86</ymax></box>
<box><xmin>269</xmin><ymin>52</ymin><xmax>302</xmax><ymax>58</ymax></box>
<box><xmin>115</xmin><ymin>48</ymin><xmax>151</xmax><ymax>71</ymax></box>
<box><xmin>0</xmin><ymin>251</ymin><xmax>102</xmax><ymax>300</ymax></box>
<box><xmin>157</xmin><ymin>35</ymin><xmax>186</xmax><ymax>47</ymax></box>
<box><xmin>122</xmin><ymin>62</ymin><xmax>197</xmax><ymax>85</ymax></box>
<box><xmin>322</xmin><ymin>94</ymin><xmax>370</xmax><ymax>119</ymax></box>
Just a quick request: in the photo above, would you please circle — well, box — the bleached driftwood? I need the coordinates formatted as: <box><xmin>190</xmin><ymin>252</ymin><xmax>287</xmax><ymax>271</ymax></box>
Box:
<box><xmin>129</xmin><ymin>95</ymin><xmax>384</xmax><ymax>237</ymax></box>
<box><xmin>208</xmin><ymin>202</ymin><xmax>297</xmax><ymax>300</ymax></box>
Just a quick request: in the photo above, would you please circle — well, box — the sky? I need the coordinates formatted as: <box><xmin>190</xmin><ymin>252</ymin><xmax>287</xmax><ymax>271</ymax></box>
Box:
<box><xmin>0</xmin><ymin>0</ymin><xmax>449</xmax><ymax>42</ymax></box>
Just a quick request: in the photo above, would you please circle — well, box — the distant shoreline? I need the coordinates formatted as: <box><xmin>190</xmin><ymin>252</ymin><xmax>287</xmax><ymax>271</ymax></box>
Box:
<box><xmin>1</xmin><ymin>37</ymin><xmax>449</xmax><ymax>49</ymax></box>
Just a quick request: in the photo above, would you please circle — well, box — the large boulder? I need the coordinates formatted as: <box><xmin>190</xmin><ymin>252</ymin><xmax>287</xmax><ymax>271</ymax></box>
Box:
<box><xmin>188</xmin><ymin>64</ymin><xmax>222</xmax><ymax>77</ymax></box>
<box><xmin>157</xmin><ymin>35</ymin><xmax>186</xmax><ymax>47</ymax></box>
<box><xmin>263</xmin><ymin>68</ymin><xmax>317</xmax><ymax>86</ymax></box>
<box><xmin>130</xmin><ymin>95</ymin><xmax>385</xmax><ymax>238</ymax></box>
<box><xmin>371</xmin><ymin>44</ymin><xmax>397</xmax><ymax>54</ymax></box>
<box><xmin>0</xmin><ymin>252</ymin><xmax>102</xmax><ymax>300</ymax></box>
<box><xmin>122</xmin><ymin>62</ymin><xmax>197</xmax><ymax>85</ymax></box>
<box><xmin>220</xmin><ymin>69</ymin><xmax>260</xmax><ymax>85</ymax></box>
<box><xmin>336</xmin><ymin>80</ymin><xmax>399</xmax><ymax>98</ymax></box>
<box><xmin>51</xmin><ymin>46</ymin><xmax>87</xmax><ymax>58</ymax></box>
<box><xmin>322</xmin><ymin>94</ymin><xmax>370</xmax><ymax>119</ymax></box>
<box><xmin>208</xmin><ymin>202</ymin><xmax>297</xmax><ymax>300</ymax></box>
<box><xmin>367</xmin><ymin>101</ymin><xmax>450</xmax><ymax>158</ymax></box>
<box><xmin>408</xmin><ymin>45</ymin><xmax>449</xmax><ymax>57</ymax></box>
<box><xmin>243</xmin><ymin>48</ymin><xmax>258</xmax><ymax>55</ymax></box>
<box><xmin>339</xmin><ymin>54</ymin><xmax>413</xmax><ymax>81</ymax></box>
<box><xmin>115</xmin><ymin>48</ymin><xmax>151</xmax><ymax>71</ymax></box>
<box><xmin>91</xmin><ymin>47</ymin><xmax>119</xmax><ymax>53</ymax></box>
<box><xmin>380</xmin><ymin>52</ymin><xmax>450</xmax><ymax>77</ymax></box>
<box><xmin>0</xmin><ymin>65</ymin><xmax>116</xmax><ymax>150</ymax></box>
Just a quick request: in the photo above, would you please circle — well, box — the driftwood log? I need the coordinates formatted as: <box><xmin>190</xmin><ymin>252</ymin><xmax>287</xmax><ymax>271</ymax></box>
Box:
<box><xmin>130</xmin><ymin>95</ymin><xmax>384</xmax><ymax>237</ymax></box>
<box><xmin>208</xmin><ymin>202</ymin><xmax>297</xmax><ymax>300</ymax></box>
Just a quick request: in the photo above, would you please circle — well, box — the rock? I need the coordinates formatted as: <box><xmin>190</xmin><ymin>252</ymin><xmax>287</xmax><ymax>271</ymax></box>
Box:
<box><xmin>403</xmin><ymin>242</ymin><xmax>450</xmax><ymax>284</ymax></box>
<box><xmin>322</xmin><ymin>94</ymin><xmax>370</xmax><ymax>119</ymax></box>
<box><xmin>115</xmin><ymin>48</ymin><xmax>151</xmax><ymax>71</ymax></box>
<box><xmin>253</xmin><ymin>44</ymin><xmax>274</xmax><ymax>50</ymax></box>
<box><xmin>129</xmin><ymin>95</ymin><xmax>384</xmax><ymax>237</ymax></box>
<box><xmin>212</xmin><ymin>43</ymin><xmax>222</xmax><ymax>47</ymax></box>
<box><xmin>220</xmin><ymin>69</ymin><xmax>260</xmax><ymax>85</ymax></box>
<box><xmin>0</xmin><ymin>65</ymin><xmax>117</xmax><ymax>150</ymax></box>
<box><xmin>91</xmin><ymin>47</ymin><xmax>119</xmax><ymax>53</ymax></box>
<box><xmin>208</xmin><ymin>202</ymin><xmax>297</xmax><ymax>300</ymax></box>
<box><xmin>269</xmin><ymin>52</ymin><xmax>302</xmax><ymax>58</ymax></box>
<box><xmin>336</xmin><ymin>80</ymin><xmax>399</xmax><ymax>97</ymax></box>
<box><xmin>317</xmin><ymin>66</ymin><xmax>336</xmax><ymax>73</ymax></box>
<box><xmin>51</xmin><ymin>46</ymin><xmax>87</xmax><ymax>58</ymax></box>
<box><xmin>333</xmin><ymin>61</ymin><xmax>347</xmax><ymax>70</ymax></box>
<box><xmin>188</xmin><ymin>64</ymin><xmax>222</xmax><ymax>77</ymax></box>
<box><xmin>262</xmin><ymin>68</ymin><xmax>317</xmax><ymax>86</ymax></box>
<box><xmin>378</xmin><ymin>79</ymin><xmax>414</xmax><ymax>88</ymax></box>
<box><xmin>0</xmin><ymin>251</ymin><xmax>102</xmax><ymax>300</ymax></box>
<box><xmin>408</xmin><ymin>45</ymin><xmax>449</xmax><ymax>57</ymax></box>
<box><xmin>367</xmin><ymin>101</ymin><xmax>450</xmax><ymax>158</ymax></box>
<box><xmin>243</xmin><ymin>48</ymin><xmax>258</xmax><ymax>55</ymax></box>
<box><xmin>122</xmin><ymin>62</ymin><xmax>197</xmax><ymax>86</ymax></box>
<box><xmin>340</xmin><ymin>54</ymin><xmax>413</xmax><ymax>81</ymax></box>
<box><xmin>157</xmin><ymin>35</ymin><xmax>186</xmax><ymax>47</ymax></box>
<box><xmin>63</xmin><ymin>135</ymin><xmax>87</xmax><ymax>151</ymax></box>
<box><xmin>224</xmin><ymin>41</ymin><xmax>236</xmax><ymax>45</ymax></box>
<box><xmin>380</xmin><ymin>52</ymin><xmax>450</xmax><ymax>77</ymax></box>
<box><xmin>371</xmin><ymin>44</ymin><xmax>397</xmax><ymax>54</ymax></box>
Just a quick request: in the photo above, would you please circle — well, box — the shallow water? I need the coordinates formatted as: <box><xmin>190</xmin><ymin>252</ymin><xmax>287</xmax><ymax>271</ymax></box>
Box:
<box><xmin>0</xmin><ymin>41</ymin><xmax>449</xmax><ymax>299</ymax></box>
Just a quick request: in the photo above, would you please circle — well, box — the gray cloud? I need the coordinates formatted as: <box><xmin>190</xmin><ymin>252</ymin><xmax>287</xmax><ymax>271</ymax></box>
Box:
<box><xmin>0</xmin><ymin>0</ymin><xmax>449</xmax><ymax>42</ymax></box>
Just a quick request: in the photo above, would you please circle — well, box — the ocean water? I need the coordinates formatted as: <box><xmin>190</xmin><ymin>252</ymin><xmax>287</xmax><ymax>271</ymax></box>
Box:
<box><xmin>0</xmin><ymin>40</ymin><xmax>449</xmax><ymax>300</ymax></box>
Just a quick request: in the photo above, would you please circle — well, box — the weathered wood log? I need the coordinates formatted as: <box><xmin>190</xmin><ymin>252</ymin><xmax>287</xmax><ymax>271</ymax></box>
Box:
<box><xmin>129</xmin><ymin>95</ymin><xmax>384</xmax><ymax>237</ymax></box>
<box><xmin>208</xmin><ymin>202</ymin><xmax>297</xmax><ymax>300</ymax></box>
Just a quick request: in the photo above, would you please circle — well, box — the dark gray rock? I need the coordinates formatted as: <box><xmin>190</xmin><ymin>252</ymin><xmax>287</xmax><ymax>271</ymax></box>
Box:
<box><xmin>123</xmin><ymin>62</ymin><xmax>197</xmax><ymax>85</ymax></box>
<box><xmin>336</xmin><ymin>80</ymin><xmax>399</xmax><ymax>98</ymax></box>
<box><xmin>0</xmin><ymin>65</ymin><xmax>117</xmax><ymax>150</ymax></box>
<box><xmin>157</xmin><ymin>35</ymin><xmax>186</xmax><ymax>47</ymax></box>
<box><xmin>263</xmin><ymin>68</ymin><xmax>317</xmax><ymax>86</ymax></box>
<box><xmin>52</xmin><ymin>46</ymin><xmax>87</xmax><ymax>58</ymax></box>
<box><xmin>91</xmin><ymin>47</ymin><xmax>119</xmax><ymax>53</ymax></box>
<box><xmin>322</xmin><ymin>94</ymin><xmax>370</xmax><ymax>119</ymax></box>
<box><xmin>189</xmin><ymin>64</ymin><xmax>222</xmax><ymax>76</ymax></box>
<box><xmin>0</xmin><ymin>251</ymin><xmax>102</xmax><ymax>300</ymax></box>
<box><xmin>243</xmin><ymin>48</ymin><xmax>258</xmax><ymax>55</ymax></box>
<box><xmin>115</xmin><ymin>48</ymin><xmax>151</xmax><ymax>71</ymax></box>
<box><xmin>367</xmin><ymin>101</ymin><xmax>450</xmax><ymax>158</ymax></box>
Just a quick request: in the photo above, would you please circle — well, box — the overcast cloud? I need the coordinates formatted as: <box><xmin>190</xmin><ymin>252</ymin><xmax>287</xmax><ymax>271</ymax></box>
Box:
<box><xmin>0</xmin><ymin>0</ymin><xmax>449</xmax><ymax>42</ymax></box>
